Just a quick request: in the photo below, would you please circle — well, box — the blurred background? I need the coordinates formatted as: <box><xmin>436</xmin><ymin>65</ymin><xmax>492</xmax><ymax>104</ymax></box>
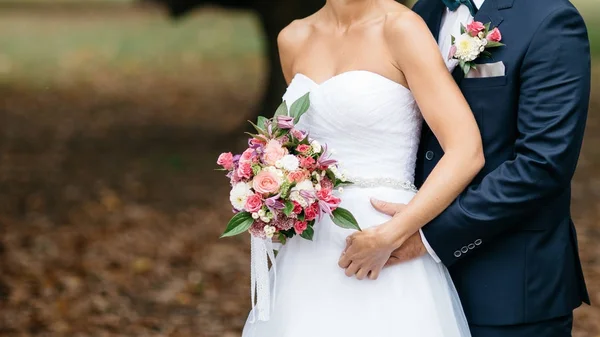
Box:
<box><xmin>0</xmin><ymin>0</ymin><xmax>597</xmax><ymax>336</ymax></box>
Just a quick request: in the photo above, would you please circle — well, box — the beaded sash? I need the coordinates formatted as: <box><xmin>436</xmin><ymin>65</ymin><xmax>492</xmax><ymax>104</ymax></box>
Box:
<box><xmin>344</xmin><ymin>174</ymin><xmax>419</xmax><ymax>192</ymax></box>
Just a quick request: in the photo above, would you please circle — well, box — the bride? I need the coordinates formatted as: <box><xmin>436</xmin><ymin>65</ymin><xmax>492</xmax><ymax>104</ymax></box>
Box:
<box><xmin>242</xmin><ymin>0</ymin><xmax>484</xmax><ymax>336</ymax></box>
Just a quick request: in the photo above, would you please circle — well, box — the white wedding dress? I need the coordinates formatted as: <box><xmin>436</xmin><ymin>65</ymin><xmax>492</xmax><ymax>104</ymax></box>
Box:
<box><xmin>242</xmin><ymin>70</ymin><xmax>471</xmax><ymax>337</ymax></box>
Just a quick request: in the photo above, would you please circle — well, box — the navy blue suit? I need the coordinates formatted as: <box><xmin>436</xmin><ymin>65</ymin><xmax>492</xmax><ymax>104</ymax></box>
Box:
<box><xmin>412</xmin><ymin>0</ymin><xmax>590</xmax><ymax>334</ymax></box>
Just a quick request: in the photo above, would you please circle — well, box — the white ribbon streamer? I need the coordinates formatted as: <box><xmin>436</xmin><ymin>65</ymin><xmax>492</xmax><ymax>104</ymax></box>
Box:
<box><xmin>249</xmin><ymin>236</ymin><xmax>277</xmax><ymax>323</ymax></box>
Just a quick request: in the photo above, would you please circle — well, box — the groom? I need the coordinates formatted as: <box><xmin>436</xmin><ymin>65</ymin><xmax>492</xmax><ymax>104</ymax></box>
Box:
<box><xmin>344</xmin><ymin>0</ymin><xmax>591</xmax><ymax>336</ymax></box>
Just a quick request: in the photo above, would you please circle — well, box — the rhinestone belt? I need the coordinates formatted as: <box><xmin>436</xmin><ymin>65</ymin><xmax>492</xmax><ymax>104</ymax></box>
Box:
<box><xmin>345</xmin><ymin>175</ymin><xmax>418</xmax><ymax>192</ymax></box>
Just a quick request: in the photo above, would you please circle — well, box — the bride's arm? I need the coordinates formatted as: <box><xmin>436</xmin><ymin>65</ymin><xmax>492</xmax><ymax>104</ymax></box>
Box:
<box><xmin>380</xmin><ymin>12</ymin><xmax>484</xmax><ymax>248</ymax></box>
<box><xmin>277</xmin><ymin>20</ymin><xmax>311</xmax><ymax>85</ymax></box>
<box><xmin>339</xmin><ymin>12</ymin><xmax>483</xmax><ymax>280</ymax></box>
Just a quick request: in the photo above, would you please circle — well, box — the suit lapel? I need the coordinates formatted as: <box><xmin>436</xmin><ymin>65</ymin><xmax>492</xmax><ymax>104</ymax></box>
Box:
<box><xmin>473</xmin><ymin>0</ymin><xmax>509</xmax><ymax>29</ymax></box>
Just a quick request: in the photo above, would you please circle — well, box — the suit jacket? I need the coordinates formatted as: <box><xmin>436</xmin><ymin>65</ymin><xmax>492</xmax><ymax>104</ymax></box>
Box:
<box><xmin>412</xmin><ymin>0</ymin><xmax>591</xmax><ymax>326</ymax></box>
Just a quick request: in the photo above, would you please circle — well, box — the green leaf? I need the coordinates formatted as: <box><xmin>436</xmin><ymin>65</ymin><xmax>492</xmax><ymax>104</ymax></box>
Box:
<box><xmin>300</xmin><ymin>224</ymin><xmax>315</xmax><ymax>240</ymax></box>
<box><xmin>325</xmin><ymin>169</ymin><xmax>337</xmax><ymax>184</ymax></box>
<box><xmin>331</xmin><ymin>208</ymin><xmax>361</xmax><ymax>231</ymax></box>
<box><xmin>460</xmin><ymin>24</ymin><xmax>466</xmax><ymax>35</ymax></box>
<box><xmin>335</xmin><ymin>180</ymin><xmax>354</xmax><ymax>188</ymax></box>
<box><xmin>221</xmin><ymin>212</ymin><xmax>254</xmax><ymax>238</ymax></box>
<box><xmin>462</xmin><ymin>63</ymin><xmax>472</xmax><ymax>76</ymax></box>
<box><xmin>484</xmin><ymin>22</ymin><xmax>491</xmax><ymax>33</ymax></box>
<box><xmin>485</xmin><ymin>41</ymin><xmax>505</xmax><ymax>48</ymax></box>
<box><xmin>481</xmin><ymin>51</ymin><xmax>492</xmax><ymax>58</ymax></box>
<box><xmin>248</xmin><ymin>120</ymin><xmax>267</xmax><ymax>136</ymax></box>
<box><xmin>277</xmin><ymin>232</ymin><xmax>287</xmax><ymax>245</ymax></box>
<box><xmin>289</xmin><ymin>93</ymin><xmax>310</xmax><ymax>124</ymax></box>
<box><xmin>252</xmin><ymin>164</ymin><xmax>262</xmax><ymax>176</ymax></box>
<box><xmin>283</xmin><ymin>201</ymin><xmax>294</xmax><ymax>217</ymax></box>
<box><xmin>451</xmin><ymin>35</ymin><xmax>455</xmax><ymax>44</ymax></box>
<box><xmin>257</xmin><ymin>116</ymin><xmax>269</xmax><ymax>130</ymax></box>
<box><xmin>274</xmin><ymin>101</ymin><xmax>289</xmax><ymax>118</ymax></box>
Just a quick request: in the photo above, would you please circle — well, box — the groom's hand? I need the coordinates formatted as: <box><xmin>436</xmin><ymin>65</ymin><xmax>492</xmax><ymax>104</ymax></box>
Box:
<box><xmin>386</xmin><ymin>232</ymin><xmax>427</xmax><ymax>267</ymax></box>
<box><xmin>370</xmin><ymin>198</ymin><xmax>427</xmax><ymax>267</ymax></box>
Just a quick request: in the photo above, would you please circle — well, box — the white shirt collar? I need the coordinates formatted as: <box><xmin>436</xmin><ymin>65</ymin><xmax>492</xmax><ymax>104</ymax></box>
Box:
<box><xmin>473</xmin><ymin>0</ymin><xmax>485</xmax><ymax>10</ymax></box>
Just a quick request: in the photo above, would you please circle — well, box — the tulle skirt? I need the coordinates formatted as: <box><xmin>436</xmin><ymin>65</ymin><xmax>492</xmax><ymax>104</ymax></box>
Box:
<box><xmin>242</xmin><ymin>185</ymin><xmax>471</xmax><ymax>337</ymax></box>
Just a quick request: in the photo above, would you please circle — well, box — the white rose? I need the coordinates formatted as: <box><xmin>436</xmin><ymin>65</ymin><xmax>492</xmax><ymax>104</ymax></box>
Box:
<box><xmin>454</xmin><ymin>33</ymin><xmax>482</xmax><ymax>62</ymax></box>
<box><xmin>229</xmin><ymin>182</ymin><xmax>253</xmax><ymax>211</ymax></box>
<box><xmin>280</xmin><ymin>154</ymin><xmax>299</xmax><ymax>172</ymax></box>
<box><xmin>311</xmin><ymin>140</ymin><xmax>322</xmax><ymax>153</ymax></box>
<box><xmin>295</xmin><ymin>180</ymin><xmax>315</xmax><ymax>192</ymax></box>
<box><xmin>264</xmin><ymin>166</ymin><xmax>285</xmax><ymax>180</ymax></box>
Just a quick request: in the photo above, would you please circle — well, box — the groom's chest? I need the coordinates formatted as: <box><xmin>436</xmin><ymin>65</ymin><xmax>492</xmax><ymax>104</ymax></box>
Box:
<box><xmin>415</xmin><ymin>0</ymin><xmax>531</xmax><ymax>141</ymax></box>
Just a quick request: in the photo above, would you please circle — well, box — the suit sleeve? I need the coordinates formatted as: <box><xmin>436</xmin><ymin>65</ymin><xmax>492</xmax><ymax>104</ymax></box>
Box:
<box><xmin>421</xmin><ymin>6</ymin><xmax>591</xmax><ymax>267</ymax></box>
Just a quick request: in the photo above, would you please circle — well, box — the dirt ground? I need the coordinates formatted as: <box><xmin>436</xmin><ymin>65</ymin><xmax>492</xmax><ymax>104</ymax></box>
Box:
<box><xmin>0</xmin><ymin>6</ymin><xmax>598</xmax><ymax>337</ymax></box>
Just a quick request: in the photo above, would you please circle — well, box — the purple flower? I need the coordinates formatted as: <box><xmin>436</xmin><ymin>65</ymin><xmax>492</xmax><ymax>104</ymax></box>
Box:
<box><xmin>317</xmin><ymin>145</ymin><xmax>337</xmax><ymax>167</ymax></box>
<box><xmin>265</xmin><ymin>195</ymin><xmax>285</xmax><ymax>211</ymax></box>
<box><xmin>276</xmin><ymin>116</ymin><xmax>295</xmax><ymax>129</ymax></box>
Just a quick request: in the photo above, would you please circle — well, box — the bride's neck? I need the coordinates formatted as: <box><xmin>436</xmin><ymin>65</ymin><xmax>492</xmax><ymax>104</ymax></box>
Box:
<box><xmin>323</xmin><ymin>0</ymin><xmax>382</xmax><ymax>28</ymax></box>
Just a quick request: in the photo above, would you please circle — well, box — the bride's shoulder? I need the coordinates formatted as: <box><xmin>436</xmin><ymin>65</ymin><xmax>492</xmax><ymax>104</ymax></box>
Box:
<box><xmin>277</xmin><ymin>16</ymin><xmax>315</xmax><ymax>53</ymax></box>
<box><xmin>278</xmin><ymin>16</ymin><xmax>316</xmax><ymax>80</ymax></box>
<box><xmin>382</xmin><ymin>8</ymin><xmax>431</xmax><ymax>45</ymax></box>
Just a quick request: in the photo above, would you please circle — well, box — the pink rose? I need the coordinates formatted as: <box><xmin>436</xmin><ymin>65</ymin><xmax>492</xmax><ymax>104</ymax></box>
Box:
<box><xmin>317</xmin><ymin>189</ymin><xmax>341</xmax><ymax>209</ymax></box>
<box><xmin>240</xmin><ymin>148</ymin><xmax>255</xmax><ymax>163</ymax></box>
<box><xmin>263</xmin><ymin>140</ymin><xmax>287</xmax><ymax>165</ymax></box>
<box><xmin>467</xmin><ymin>21</ymin><xmax>485</xmax><ymax>36</ymax></box>
<box><xmin>294</xmin><ymin>220</ymin><xmax>308</xmax><ymax>235</ymax></box>
<box><xmin>287</xmin><ymin>170</ymin><xmax>308</xmax><ymax>183</ymax></box>
<box><xmin>304</xmin><ymin>202</ymin><xmax>319</xmax><ymax>221</ymax></box>
<box><xmin>252</xmin><ymin>170</ymin><xmax>281</xmax><ymax>195</ymax></box>
<box><xmin>296</xmin><ymin>144</ymin><xmax>311</xmax><ymax>154</ymax></box>
<box><xmin>487</xmin><ymin>27</ymin><xmax>502</xmax><ymax>42</ymax></box>
<box><xmin>217</xmin><ymin>152</ymin><xmax>234</xmax><ymax>170</ymax></box>
<box><xmin>237</xmin><ymin>162</ymin><xmax>253</xmax><ymax>179</ymax></box>
<box><xmin>291</xmin><ymin>129</ymin><xmax>307</xmax><ymax>141</ymax></box>
<box><xmin>245</xmin><ymin>193</ymin><xmax>263</xmax><ymax>213</ymax></box>
<box><xmin>299</xmin><ymin>156</ymin><xmax>316</xmax><ymax>169</ymax></box>
<box><xmin>292</xmin><ymin>201</ymin><xmax>303</xmax><ymax>214</ymax></box>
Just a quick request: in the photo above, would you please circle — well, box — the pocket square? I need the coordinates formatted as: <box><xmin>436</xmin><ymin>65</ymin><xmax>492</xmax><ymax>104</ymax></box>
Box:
<box><xmin>465</xmin><ymin>61</ymin><xmax>505</xmax><ymax>79</ymax></box>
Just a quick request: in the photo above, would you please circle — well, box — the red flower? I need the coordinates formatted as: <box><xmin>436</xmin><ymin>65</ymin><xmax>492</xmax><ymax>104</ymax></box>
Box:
<box><xmin>294</xmin><ymin>220</ymin><xmax>308</xmax><ymax>235</ymax></box>
<box><xmin>296</xmin><ymin>144</ymin><xmax>311</xmax><ymax>154</ymax></box>
<box><xmin>299</xmin><ymin>156</ymin><xmax>316</xmax><ymax>169</ymax></box>
<box><xmin>292</xmin><ymin>201</ymin><xmax>303</xmax><ymax>214</ymax></box>
<box><xmin>466</xmin><ymin>21</ymin><xmax>485</xmax><ymax>37</ymax></box>
<box><xmin>304</xmin><ymin>202</ymin><xmax>319</xmax><ymax>221</ymax></box>
<box><xmin>487</xmin><ymin>27</ymin><xmax>502</xmax><ymax>42</ymax></box>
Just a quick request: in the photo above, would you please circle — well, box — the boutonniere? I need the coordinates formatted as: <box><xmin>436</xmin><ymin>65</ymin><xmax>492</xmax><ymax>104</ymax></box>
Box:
<box><xmin>449</xmin><ymin>21</ymin><xmax>505</xmax><ymax>75</ymax></box>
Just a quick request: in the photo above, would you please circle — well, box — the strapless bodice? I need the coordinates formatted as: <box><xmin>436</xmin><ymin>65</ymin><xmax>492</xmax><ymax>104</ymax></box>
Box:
<box><xmin>282</xmin><ymin>71</ymin><xmax>422</xmax><ymax>184</ymax></box>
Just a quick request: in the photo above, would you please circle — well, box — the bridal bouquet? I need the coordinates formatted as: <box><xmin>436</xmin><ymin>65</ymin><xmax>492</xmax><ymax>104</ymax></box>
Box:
<box><xmin>216</xmin><ymin>94</ymin><xmax>360</xmax><ymax>322</ymax></box>
<box><xmin>217</xmin><ymin>93</ymin><xmax>360</xmax><ymax>242</ymax></box>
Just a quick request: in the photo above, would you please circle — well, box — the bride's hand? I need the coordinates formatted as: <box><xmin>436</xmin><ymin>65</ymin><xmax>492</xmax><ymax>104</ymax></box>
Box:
<box><xmin>338</xmin><ymin>226</ymin><xmax>396</xmax><ymax>281</ymax></box>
